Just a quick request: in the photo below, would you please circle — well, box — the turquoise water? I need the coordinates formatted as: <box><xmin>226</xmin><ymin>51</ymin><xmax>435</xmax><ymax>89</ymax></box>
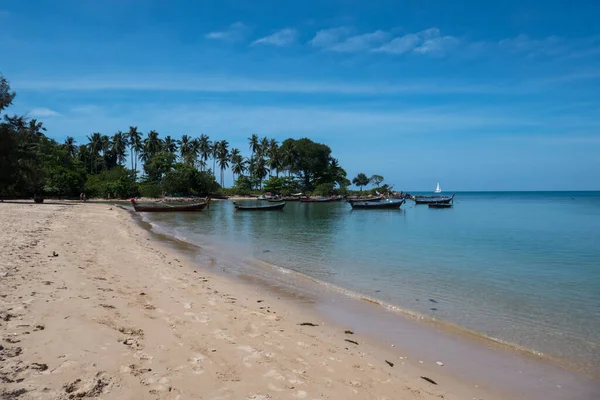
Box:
<box><xmin>139</xmin><ymin>191</ymin><xmax>600</xmax><ymax>375</ymax></box>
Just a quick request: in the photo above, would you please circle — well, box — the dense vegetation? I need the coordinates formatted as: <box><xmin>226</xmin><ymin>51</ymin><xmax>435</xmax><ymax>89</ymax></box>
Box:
<box><xmin>0</xmin><ymin>75</ymin><xmax>391</xmax><ymax>199</ymax></box>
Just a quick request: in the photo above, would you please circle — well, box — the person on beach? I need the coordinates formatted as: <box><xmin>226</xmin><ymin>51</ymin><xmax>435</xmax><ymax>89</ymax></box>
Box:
<box><xmin>80</xmin><ymin>193</ymin><xmax>86</xmax><ymax>202</ymax></box>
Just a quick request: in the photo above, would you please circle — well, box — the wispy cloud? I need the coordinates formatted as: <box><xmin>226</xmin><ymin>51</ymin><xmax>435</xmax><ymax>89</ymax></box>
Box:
<box><xmin>375</xmin><ymin>28</ymin><xmax>458</xmax><ymax>55</ymax></box>
<box><xmin>28</xmin><ymin>107</ymin><xmax>61</xmax><ymax>117</ymax></box>
<box><xmin>205</xmin><ymin>22</ymin><xmax>249</xmax><ymax>42</ymax></box>
<box><xmin>309</xmin><ymin>27</ymin><xmax>353</xmax><ymax>48</ymax></box>
<box><xmin>327</xmin><ymin>30</ymin><xmax>389</xmax><ymax>52</ymax></box>
<box><xmin>252</xmin><ymin>28</ymin><xmax>297</xmax><ymax>47</ymax></box>
<box><xmin>13</xmin><ymin>75</ymin><xmax>523</xmax><ymax>95</ymax></box>
<box><xmin>499</xmin><ymin>34</ymin><xmax>567</xmax><ymax>56</ymax></box>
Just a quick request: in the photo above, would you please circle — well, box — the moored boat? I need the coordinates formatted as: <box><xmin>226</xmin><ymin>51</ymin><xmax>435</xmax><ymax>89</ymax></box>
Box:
<box><xmin>300</xmin><ymin>196</ymin><xmax>342</xmax><ymax>203</ymax></box>
<box><xmin>347</xmin><ymin>195</ymin><xmax>384</xmax><ymax>204</ymax></box>
<box><xmin>350</xmin><ymin>199</ymin><xmax>405</xmax><ymax>209</ymax></box>
<box><xmin>428</xmin><ymin>202</ymin><xmax>453</xmax><ymax>208</ymax></box>
<box><xmin>414</xmin><ymin>194</ymin><xmax>455</xmax><ymax>205</ymax></box>
<box><xmin>130</xmin><ymin>198</ymin><xmax>210</xmax><ymax>212</ymax></box>
<box><xmin>234</xmin><ymin>202</ymin><xmax>286</xmax><ymax>211</ymax></box>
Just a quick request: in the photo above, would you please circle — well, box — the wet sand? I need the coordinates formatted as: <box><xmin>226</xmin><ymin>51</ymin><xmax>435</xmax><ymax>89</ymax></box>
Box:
<box><xmin>1</xmin><ymin>201</ymin><xmax>596</xmax><ymax>399</ymax></box>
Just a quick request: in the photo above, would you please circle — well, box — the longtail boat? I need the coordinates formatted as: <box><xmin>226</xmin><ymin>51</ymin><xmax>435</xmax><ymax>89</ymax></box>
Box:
<box><xmin>347</xmin><ymin>195</ymin><xmax>384</xmax><ymax>204</ymax></box>
<box><xmin>300</xmin><ymin>196</ymin><xmax>342</xmax><ymax>203</ymax></box>
<box><xmin>130</xmin><ymin>198</ymin><xmax>210</xmax><ymax>212</ymax></box>
<box><xmin>414</xmin><ymin>194</ymin><xmax>455</xmax><ymax>205</ymax></box>
<box><xmin>267</xmin><ymin>196</ymin><xmax>302</xmax><ymax>202</ymax></box>
<box><xmin>350</xmin><ymin>199</ymin><xmax>405</xmax><ymax>209</ymax></box>
<box><xmin>429</xmin><ymin>202</ymin><xmax>453</xmax><ymax>208</ymax></box>
<box><xmin>234</xmin><ymin>202</ymin><xmax>286</xmax><ymax>211</ymax></box>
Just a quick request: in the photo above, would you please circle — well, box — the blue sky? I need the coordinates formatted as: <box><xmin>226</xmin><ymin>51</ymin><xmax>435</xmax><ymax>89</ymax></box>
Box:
<box><xmin>1</xmin><ymin>0</ymin><xmax>599</xmax><ymax>190</ymax></box>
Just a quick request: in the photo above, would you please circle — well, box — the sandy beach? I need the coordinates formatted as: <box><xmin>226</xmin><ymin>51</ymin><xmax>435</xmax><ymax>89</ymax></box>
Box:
<box><xmin>0</xmin><ymin>201</ymin><xmax>559</xmax><ymax>399</ymax></box>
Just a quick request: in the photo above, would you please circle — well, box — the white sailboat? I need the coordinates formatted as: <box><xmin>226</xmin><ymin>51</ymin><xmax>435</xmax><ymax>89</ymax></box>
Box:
<box><xmin>434</xmin><ymin>182</ymin><xmax>442</xmax><ymax>193</ymax></box>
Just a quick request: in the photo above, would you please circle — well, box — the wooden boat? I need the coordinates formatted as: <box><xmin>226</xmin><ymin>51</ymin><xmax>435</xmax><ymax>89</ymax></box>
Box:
<box><xmin>267</xmin><ymin>196</ymin><xmax>301</xmax><ymax>202</ymax></box>
<box><xmin>130</xmin><ymin>198</ymin><xmax>210</xmax><ymax>212</ymax></box>
<box><xmin>234</xmin><ymin>202</ymin><xmax>286</xmax><ymax>211</ymax></box>
<box><xmin>414</xmin><ymin>194</ymin><xmax>455</xmax><ymax>205</ymax></box>
<box><xmin>300</xmin><ymin>196</ymin><xmax>342</xmax><ymax>203</ymax></box>
<box><xmin>351</xmin><ymin>199</ymin><xmax>405</xmax><ymax>209</ymax></box>
<box><xmin>347</xmin><ymin>195</ymin><xmax>384</xmax><ymax>204</ymax></box>
<box><xmin>429</xmin><ymin>202</ymin><xmax>453</xmax><ymax>208</ymax></box>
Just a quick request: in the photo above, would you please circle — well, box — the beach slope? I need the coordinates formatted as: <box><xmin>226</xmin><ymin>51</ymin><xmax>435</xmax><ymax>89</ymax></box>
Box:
<box><xmin>1</xmin><ymin>202</ymin><xmax>493</xmax><ymax>399</ymax></box>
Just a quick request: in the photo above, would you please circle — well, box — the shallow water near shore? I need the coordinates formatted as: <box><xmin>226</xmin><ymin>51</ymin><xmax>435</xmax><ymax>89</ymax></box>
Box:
<box><xmin>131</xmin><ymin>192</ymin><xmax>600</xmax><ymax>381</ymax></box>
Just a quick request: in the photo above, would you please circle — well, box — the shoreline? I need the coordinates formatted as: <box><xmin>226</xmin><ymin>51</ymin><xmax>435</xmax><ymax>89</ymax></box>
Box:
<box><xmin>130</xmin><ymin>204</ymin><xmax>599</xmax><ymax>399</ymax></box>
<box><xmin>132</xmin><ymin>203</ymin><xmax>596</xmax><ymax>381</ymax></box>
<box><xmin>1</xmin><ymin>201</ymin><xmax>598</xmax><ymax>399</ymax></box>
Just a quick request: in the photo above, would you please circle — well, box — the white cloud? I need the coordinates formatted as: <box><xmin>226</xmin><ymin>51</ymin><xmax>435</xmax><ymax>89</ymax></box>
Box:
<box><xmin>373</xmin><ymin>34</ymin><xmax>421</xmax><ymax>54</ymax></box>
<box><xmin>328</xmin><ymin>30</ymin><xmax>389</xmax><ymax>52</ymax></box>
<box><xmin>374</xmin><ymin>28</ymin><xmax>458</xmax><ymax>56</ymax></box>
<box><xmin>13</xmin><ymin>75</ymin><xmax>521</xmax><ymax>95</ymax></box>
<box><xmin>205</xmin><ymin>22</ymin><xmax>249</xmax><ymax>42</ymax></box>
<box><xmin>309</xmin><ymin>27</ymin><xmax>352</xmax><ymax>48</ymax></box>
<box><xmin>414</xmin><ymin>36</ymin><xmax>460</xmax><ymax>55</ymax></box>
<box><xmin>28</xmin><ymin>107</ymin><xmax>61</xmax><ymax>117</ymax></box>
<box><xmin>498</xmin><ymin>34</ymin><xmax>567</xmax><ymax>56</ymax></box>
<box><xmin>252</xmin><ymin>28</ymin><xmax>297</xmax><ymax>47</ymax></box>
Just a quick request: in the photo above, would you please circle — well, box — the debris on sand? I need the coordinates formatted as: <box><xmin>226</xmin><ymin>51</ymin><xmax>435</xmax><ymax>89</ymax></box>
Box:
<box><xmin>344</xmin><ymin>330</ymin><xmax>354</xmax><ymax>335</ymax></box>
<box><xmin>298</xmin><ymin>322</ymin><xmax>319</xmax><ymax>327</ymax></box>
<box><xmin>420</xmin><ymin>376</ymin><xmax>437</xmax><ymax>385</ymax></box>
<box><xmin>344</xmin><ymin>339</ymin><xmax>359</xmax><ymax>345</ymax></box>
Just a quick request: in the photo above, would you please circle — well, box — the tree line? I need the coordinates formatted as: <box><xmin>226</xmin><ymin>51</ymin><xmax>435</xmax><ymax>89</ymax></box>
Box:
<box><xmin>0</xmin><ymin>74</ymin><xmax>361</xmax><ymax>199</ymax></box>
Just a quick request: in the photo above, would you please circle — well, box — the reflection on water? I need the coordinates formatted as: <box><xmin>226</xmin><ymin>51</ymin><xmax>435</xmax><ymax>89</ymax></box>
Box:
<box><xmin>141</xmin><ymin>192</ymin><xmax>600</xmax><ymax>375</ymax></box>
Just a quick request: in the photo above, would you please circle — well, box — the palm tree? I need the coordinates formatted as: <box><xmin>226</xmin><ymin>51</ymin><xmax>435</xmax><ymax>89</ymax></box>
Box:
<box><xmin>217</xmin><ymin>140</ymin><xmax>230</xmax><ymax>187</ymax></box>
<box><xmin>248</xmin><ymin>133</ymin><xmax>259</xmax><ymax>156</ymax></box>
<box><xmin>258</xmin><ymin>136</ymin><xmax>269</xmax><ymax>158</ymax></box>
<box><xmin>352</xmin><ymin>173</ymin><xmax>371</xmax><ymax>193</ymax></box>
<box><xmin>28</xmin><ymin>119</ymin><xmax>46</xmax><ymax>137</ymax></box>
<box><xmin>267</xmin><ymin>138</ymin><xmax>280</xmax><ymax>177</ymax></box>
<box><xmin>163</xmin><ymin>135</ymin><xmax>178</xmax><ymax>154</ymax></box>
<box><xmin>143</xmin><ymin>130</ymin><xmax>162</xmax><ymax>159</ymax></box>
<box><xmin>282</xmin><ymin>145</ymin><xmax>296</xmax><ymax>177</ymax></box>
<box><xmin>211</xmin><ymin>141</ymin><xmax>220</xmax><ymax>177</ymax></box>
<box><xmin>127</xmin><ymin>126</ymin><xmax>142</xmax><ymax>176</ymax></box>
<box><xmin>63</xmin><ymin>136</ymin><xmax>77</xmax><ymax>157</ymax></box>
<box><xmin>198</xmin><ymin>134</ymin><xmax>211</xmax><ymax>171</ymax></box>
<box><xmin>78</xmin><ymin>144</ymin><xmax>91</xmax><ymax>173</ymax></box>
<box><xmin>253</xmin><ymin>157</ymin><xmax>268</xmax><ymax>189</ymax></box>
<box><xmin>230</xmin><ymin>148</ymin><xmax>245</xmax><ymax>183</ymax></box>
<box><xmin>100</xmin><ymin>134</ymin><xmax>112</xmax><ymax>169</ymax></box>
<box><xmin>179</xmin><ymin>134</ymin><xmax>193</xmax><ymax>165</ymax></box>
<box><xmin>111</xmin><ymin>131</ymin><xmax>127</xmax><ymax>165</ymax></box>
<box><xmin>86</xmin><ymin>132</ymin><xmax>103</xmax><ymax>173</ymax></box>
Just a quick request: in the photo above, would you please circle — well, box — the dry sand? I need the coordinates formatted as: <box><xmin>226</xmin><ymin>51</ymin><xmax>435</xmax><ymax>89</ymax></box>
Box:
<box><xmin>1</xmin><ymin>201</ymin><xmax>501</xmax><ymax>399</ymax></box>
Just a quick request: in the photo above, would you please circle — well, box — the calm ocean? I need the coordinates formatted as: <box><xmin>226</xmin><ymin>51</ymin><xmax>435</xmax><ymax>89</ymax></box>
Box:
<box><xmin>138</xmin><ymin>191</ymin><xmax>600</xmax><ymax>376</ymax></box>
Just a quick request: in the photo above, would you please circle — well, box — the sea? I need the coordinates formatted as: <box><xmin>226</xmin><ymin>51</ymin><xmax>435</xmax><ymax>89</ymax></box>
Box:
<box><xmin>134</xmin><ymin>191</ymin><xmax>600</xmax><ymax>380</ymax></box>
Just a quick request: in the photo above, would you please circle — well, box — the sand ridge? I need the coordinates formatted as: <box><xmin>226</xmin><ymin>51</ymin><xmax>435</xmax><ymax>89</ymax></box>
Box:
<box><xmin>0</xmin><ymin>201</ymin><xmax>495</xmax><ymax>399</ymax></box>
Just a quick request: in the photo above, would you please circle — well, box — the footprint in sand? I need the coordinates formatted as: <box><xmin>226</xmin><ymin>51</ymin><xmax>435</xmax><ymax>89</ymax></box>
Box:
<box><xmin>184</xmin><ymin>311</ymin><xmax>210</xmax><ymax>323</ymax></box>
<box><xmin>188</xmin><ymin>354</ymin><xmax>206</xmax><ymax>375</ymax></box>
<box><xmin>263</xmin><ymin>369</ymin><xmax>286</xmax><ymax>381</ymax></box>
<box><xmin>213</xmin><ymin>329</ymin><xmax>236</xmax><ymax>344</ymax></box>
<box><xmin>182</xmin><ymin>302</ymin><xmax>192</xmax><ymax>309</ymax></box>
<box><xmin>237</xmin><ymin>345</ymin><xmax>261</xmax><ymax>367</ymax></box>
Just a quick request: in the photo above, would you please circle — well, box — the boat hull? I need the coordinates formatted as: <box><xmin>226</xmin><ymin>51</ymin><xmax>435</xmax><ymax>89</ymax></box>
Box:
<box><xmin>414</xmin><ymin>194</ymin><xmax>455</xmax><ymax>205</ymax></box>
<box><xmin>350</xmin><ymin>199</ymin><xmax>405</xmax><ymax>209</ymax></box>
<box><xmin>234</xmin><ymin>202</ymin><xmax>286</xmax><ymax>211</ymax></box>
<box><xmin>132</xmin><ymin>198</ymin><xmax>210</xmax><ymax>212</ymax></box>
<box><xmin>428</xmin><ymin>203</ymin><xmax>453</xmax><ymax>208</ymax></box>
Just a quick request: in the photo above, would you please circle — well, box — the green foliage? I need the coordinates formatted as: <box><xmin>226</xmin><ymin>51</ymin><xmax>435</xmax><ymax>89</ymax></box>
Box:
<box><xmin>162</xmin><ymin>163</ymin><xmax>220</xmax><ymax>196</ymax></box>
<box><xmin>143</xmin><ymin>152</ymin><xmax>176</xmax><ymax>182</ymax></box>
<box><xmin>1</xmin><ymin>73</ymin><xmax>389</xmax><ymax>199</ymax></box>
<box><xmin>263</xmin><ymin>176</ymin><xmax>300</xmax><ymax>195</ymax></box>
<box><xmin>313</xmin><ymin>182</ymin><xmax>334</xmax><ymax>196</ymax></box>
<box><xmin>370</xmin><ymin>174</ymin><xmax>384</xmax><ymax>187</ymax></box>
<box><xmin>85</xmin><ymin>166</ymin><xmax>139</xmax><ymax>199</ymax></box>
<box><xmin>234</xmin><ymin>175</ymin><xmax>254</xmax><ymax>195</ymax></box>
<box><xmin>280</xmin><ymin>138</ymin><xmax>332</xmax><ymax>190</ymax></box>
<box><xmin>352</xmin><ymin>173</ymin><xmax>371</xmax><ymax>192</ymax></box>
